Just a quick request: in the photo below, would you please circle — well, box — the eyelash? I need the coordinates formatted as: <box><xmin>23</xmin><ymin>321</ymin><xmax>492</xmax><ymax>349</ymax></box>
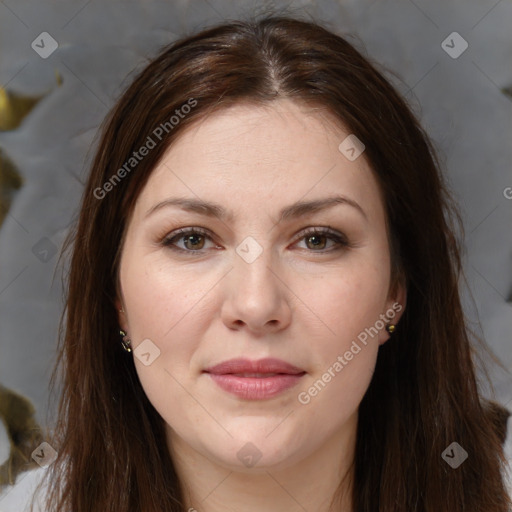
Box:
<box><xmin>160</xmin><ymin>226</ymin><xmax>351</xmax><ymax>255</ymax></box>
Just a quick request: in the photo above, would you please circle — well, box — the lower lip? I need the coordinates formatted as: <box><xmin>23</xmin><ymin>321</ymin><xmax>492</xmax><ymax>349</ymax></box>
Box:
<box><xmin>206</xmin><ymin>373</ymin><xmax>305</xmax><ymax>400</ymax></box>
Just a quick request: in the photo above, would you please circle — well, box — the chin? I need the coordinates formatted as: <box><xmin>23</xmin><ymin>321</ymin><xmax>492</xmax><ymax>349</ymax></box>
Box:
<box><xmin>203</xmin><ymin>436</ymin><xmax>309</xmax><ymax>473</ymax></box>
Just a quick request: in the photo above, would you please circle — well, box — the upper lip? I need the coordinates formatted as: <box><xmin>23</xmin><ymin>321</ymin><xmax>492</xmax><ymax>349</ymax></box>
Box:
<box><xmin>203</xmin><ymin>358</ymin><xmax>305</xmax><ymax>375</ymax></box>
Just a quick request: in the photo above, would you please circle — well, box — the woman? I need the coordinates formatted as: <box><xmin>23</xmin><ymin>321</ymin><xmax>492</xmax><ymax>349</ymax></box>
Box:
<box><xmin>26</xmin><ymin>14</ymin><xmax>511</xmax><ymax>512</ymax></box>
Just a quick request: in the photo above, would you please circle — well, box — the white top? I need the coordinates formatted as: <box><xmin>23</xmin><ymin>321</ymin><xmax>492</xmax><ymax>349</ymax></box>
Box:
<box><xmin>0</xmin><ymin>418</ymin><xmax>50</xmax><ymax>512</ymax></box>
<box><xmin>0</xmin><ymin>466</ymin><xmax>47</xmax><ymax>512</ymax></box>
<box><xmin>1</xmin><ymin>416</ymin><xmax>511</xmax><ymax>511</ymax></box>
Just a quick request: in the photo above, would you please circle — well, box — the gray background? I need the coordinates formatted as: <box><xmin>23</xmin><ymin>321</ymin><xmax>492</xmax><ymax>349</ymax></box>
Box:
<box><xmin>0</xmin><ymin>0</ymin><xmax>511</xmax><ymax>432</ymax></box>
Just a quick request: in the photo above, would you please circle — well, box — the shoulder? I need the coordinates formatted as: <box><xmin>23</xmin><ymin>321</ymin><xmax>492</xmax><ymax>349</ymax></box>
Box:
<box><xmin>0</xmin><ymin>466</ymin><xmax>48</xmax><ymax>512</ymax></box>
<box><xmin>0</xmin><ymin>415</ymin><xmax>52</xmax><ymax>512</ymax></box>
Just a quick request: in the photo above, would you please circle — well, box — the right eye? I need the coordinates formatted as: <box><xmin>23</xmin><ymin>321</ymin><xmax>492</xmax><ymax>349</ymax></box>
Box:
<box><xmin>161</xmin><ymin>227</ymin><xmax>219</xmax><ymax>253</ymax></box>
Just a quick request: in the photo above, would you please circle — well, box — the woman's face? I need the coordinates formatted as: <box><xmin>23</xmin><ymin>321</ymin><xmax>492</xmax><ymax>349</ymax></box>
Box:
<box><xmin>117</xmin><ymin>99</ymin><xmax>405</xmax><ymax>472</ymax></box>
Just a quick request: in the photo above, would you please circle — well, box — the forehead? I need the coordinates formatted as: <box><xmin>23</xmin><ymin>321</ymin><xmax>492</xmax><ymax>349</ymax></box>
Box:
<box><xmin>156</xmin><ymin>99</ymin><xmax>354</xmax><ymax>172</ymax></box>
<box><xmin>132</xmin><ymin>99</ymin><xmax>385</xmax><ymax>225</ymax></box>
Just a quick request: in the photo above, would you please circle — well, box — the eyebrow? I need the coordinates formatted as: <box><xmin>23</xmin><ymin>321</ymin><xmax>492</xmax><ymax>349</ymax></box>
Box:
<box><xmin>145</xmin><ymin>194</ymin><xmax>368</xmax><ymax>223</ymax></box>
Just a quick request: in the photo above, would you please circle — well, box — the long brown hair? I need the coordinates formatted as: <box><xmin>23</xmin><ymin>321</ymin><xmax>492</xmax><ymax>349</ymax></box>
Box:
<box><xmin>32</xmin><ymin>14</ymin><xmax>511</xmax><ymax>512</ymax></box>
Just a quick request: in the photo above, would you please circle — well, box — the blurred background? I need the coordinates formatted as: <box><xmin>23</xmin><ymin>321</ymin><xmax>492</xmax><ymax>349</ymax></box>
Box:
<box><xmin>0</xmin><ymin>0</ymin><xmax>511</xmax><ymax>497</ymax></box>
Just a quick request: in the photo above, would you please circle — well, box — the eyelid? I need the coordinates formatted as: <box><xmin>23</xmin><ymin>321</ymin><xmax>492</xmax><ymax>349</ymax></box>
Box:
<box><xmin>160</xmin><ymin>225</ymin><xmax>351</xmax><ymax>254</ymax></box>
<box><xmin>298</xmin><ymin>226</ymin><xmax>348</xmax><ymax>242</ymax></box>
<box><xmin>161</xmin><ymin>226</ymin><xmax>216</xmax><ymax>247</ymax></box>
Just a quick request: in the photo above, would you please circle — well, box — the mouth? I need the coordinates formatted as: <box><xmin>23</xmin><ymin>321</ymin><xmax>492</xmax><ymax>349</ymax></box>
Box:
<box><xmin>203</xmin><ymin>358</ymin><xmax>306</xmax><ymax>400</ymax></box>
<box><xmin>203</xmin><ymin>357</ymin><xmax>305</xmax><ymax>375</ymax></box>
<box><xmin>225</xmin><ymin>372</ymin><xmax>286</xmax><ymax>377</ymax></box>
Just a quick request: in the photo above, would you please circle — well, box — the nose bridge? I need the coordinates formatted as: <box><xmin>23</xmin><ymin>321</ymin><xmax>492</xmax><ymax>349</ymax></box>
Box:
<box><xmin>217</xmin><ymin>208</ymin><xmax>298</xmax><ymax>332</ymax></box>
<box><xmin>233</xmin><ymin>234</ymin><xmax>279</xmax><ymax>290</ymax></box>
<box><xmin>222</xmin><ymin>233</ymin><xmax>290</xmax><ymax>328</ymax></box>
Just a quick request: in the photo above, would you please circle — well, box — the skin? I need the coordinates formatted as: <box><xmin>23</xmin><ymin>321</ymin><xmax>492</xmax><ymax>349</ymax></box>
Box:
<box><xmin>116</xmin><ymin>98</ymin><xmax>406</xmax><ymax>512</ymax></box>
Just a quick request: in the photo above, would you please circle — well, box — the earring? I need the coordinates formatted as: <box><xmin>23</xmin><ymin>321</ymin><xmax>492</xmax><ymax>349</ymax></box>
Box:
<box><xmin>385</xmin><ymin>324</ymin><xmax>396</xmax><ymax>334</ymax></box>
<box><xmin>120</xmin><ymin>330</ymin><xmax>132</xmax><ymax>352</ymax></box>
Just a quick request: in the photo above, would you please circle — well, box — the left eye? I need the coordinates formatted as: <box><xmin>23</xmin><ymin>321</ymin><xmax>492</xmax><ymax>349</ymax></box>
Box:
<box><xmin>161</xmin><ymin>227</ymin><xmax>349</xmax><ymax>253</ymax></box>
<box><xmin>296</xmin><ymin>229</ymin><xmax>348</xmax><ymax>251</ymax></box>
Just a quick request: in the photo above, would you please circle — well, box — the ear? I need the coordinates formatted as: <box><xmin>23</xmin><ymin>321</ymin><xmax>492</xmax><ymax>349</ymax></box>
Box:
<box><xmin>378</xmin><ymin>279</ymin><xmax>407</xmax><ymax>346</ymax></box>
<box><xmin>115</xmin><ymin>297</ymin><xmax>129</xmax><ymax>333</ymax></box>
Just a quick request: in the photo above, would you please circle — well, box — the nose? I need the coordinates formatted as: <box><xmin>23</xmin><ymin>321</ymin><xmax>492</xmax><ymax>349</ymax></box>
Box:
<box><xmin>220</xmin><ymin>245</ymin><xmax>292</xmax><ymax>336</ymax></box>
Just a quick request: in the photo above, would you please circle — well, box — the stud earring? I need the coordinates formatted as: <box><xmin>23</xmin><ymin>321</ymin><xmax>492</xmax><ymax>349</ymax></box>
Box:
<box><xmin>385</xmin><ymin>324</ymin><xmax>396</xmax><ymax>334</ymax></box>
<box><xmin>120</xmin><ymin>330</ymin><xmax>132</xmax><ymax>352</ymax></box>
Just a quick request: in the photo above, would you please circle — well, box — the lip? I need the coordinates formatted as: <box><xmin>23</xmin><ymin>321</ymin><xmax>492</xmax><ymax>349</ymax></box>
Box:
<box><xmin>204</xmin><ymin>357</ymin><xmax>305</xmax><ymax>375</ymax></box>
<box><xmin>203</xmin><ymin>358</ymin><xmax>306</xmax><ymax>400</ymax></box>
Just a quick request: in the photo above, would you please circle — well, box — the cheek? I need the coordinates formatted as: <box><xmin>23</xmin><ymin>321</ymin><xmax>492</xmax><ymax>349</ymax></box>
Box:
<box><xmin>119</xmin><ymin>253</ymin><xmax>227</xmax><ymax>407</ymax></box>
<box><xmin>297</xmin><ymin>343</ymin><xmax>377</xmax><ymax>438</ymax></box>
<box><xmin>304</xmin><ymin>258</ymin><xmax>389</xmax><ymax>347</ymax></box>
<box><xmin>119</xmin><ymin>257</ymin><xmax>211</xmax><ymax>420</ymax></box>
<box><xmin>295</xmin><ymin>257</ymin><xmax>388</xmax><ymax>405</ymax></box>
<box><xmin>295</xmin><ymin>277</ymin><xmax>384</xmax><ymax>425</ymax></box>
<box><xmin>120</xmin><ymin>254</ymin><xmax>216</xmax><ymax>343</ymax></box>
